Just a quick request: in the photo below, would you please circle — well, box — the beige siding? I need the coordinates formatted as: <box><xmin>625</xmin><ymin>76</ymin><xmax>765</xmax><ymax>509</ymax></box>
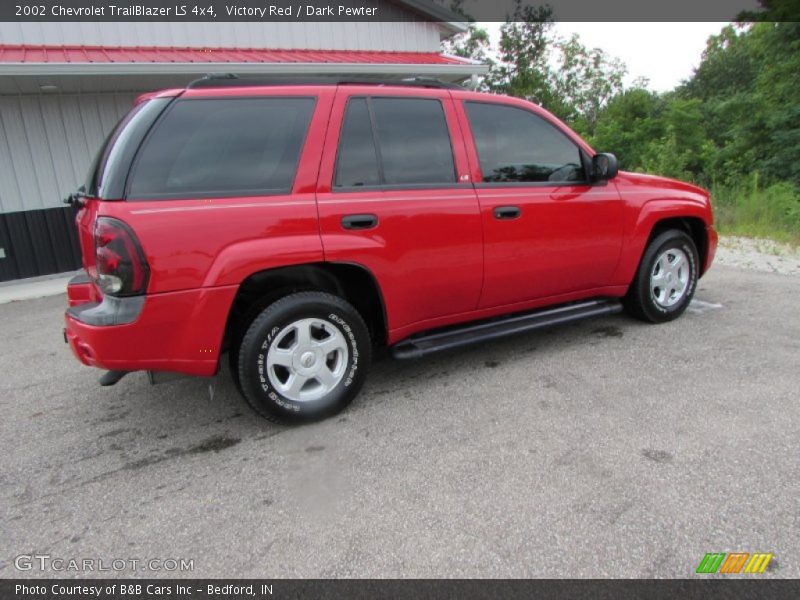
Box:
<box><xmin>0</xmin><ymin>93</ymin><xmax>137</xmax><ymax>213</ymax></box>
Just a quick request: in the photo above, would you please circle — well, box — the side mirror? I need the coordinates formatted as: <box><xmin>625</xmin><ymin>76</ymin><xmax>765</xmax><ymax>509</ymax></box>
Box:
<box><xmin>591</xmin><ymin>153</ymin><xmax>618</xmax><ymax>181</ymax></box>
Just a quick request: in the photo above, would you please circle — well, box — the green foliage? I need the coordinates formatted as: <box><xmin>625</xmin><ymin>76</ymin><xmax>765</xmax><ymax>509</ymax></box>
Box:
<box><xmin>737</xmin><ymin>0</ymin><xmax>800</xmax><ymax>21</ymax></box>
<box><xmin>588</xmin><ymin>88</ymin><xmax>665</xmax><ymax>170</ymax></box>
<box><xmin>553</xmin><ymin>35</ymin><xmax>626</xmax><ymax>136</ymax></box>
<box><xmin>589</xmin><ymin>21</ymin><xmax>800</xmax><ymax>241</ymax></box>
<box><xmin>712</xmin><ymin>176</ymin><xmax>800</xmax><ymax>243</ymax></box>
<box><xmin>487</xmin><ymin>2</ymin><xmax>560</xmax><ymax>109</ymax></box>
<box><xmin>462</xmin><ymin>1</ymin><xmax>625</xmax><ymax>126</ymax></box>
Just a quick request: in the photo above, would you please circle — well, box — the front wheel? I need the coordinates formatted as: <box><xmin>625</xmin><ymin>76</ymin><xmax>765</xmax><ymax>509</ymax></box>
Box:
<box><xmin>237</xmin><ymin>292</ymin><xmax>371</xmax><ymax>422</ymax></box>
<box><xmin>623</xmin><ymin>229</ymin><xmax>699</xmax><ymax>323</ymax></box>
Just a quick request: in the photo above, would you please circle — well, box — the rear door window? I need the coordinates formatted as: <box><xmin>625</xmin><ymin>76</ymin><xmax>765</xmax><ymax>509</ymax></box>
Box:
<box><xmin>128</xmin><ymin>97</ymin><xmax>315</xmax><ymax>199</ymax></box>
<box><xmin>334</xmin><ymin>97</ymin><xmax>456</xmax><ymax>188</ymax></box>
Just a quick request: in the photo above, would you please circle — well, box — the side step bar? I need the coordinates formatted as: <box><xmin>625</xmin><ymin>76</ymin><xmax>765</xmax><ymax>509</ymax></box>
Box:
<box><xmin>391</xmin><ymin>299</ymin><xmax>622</xmax><ymax>360</ymax></box>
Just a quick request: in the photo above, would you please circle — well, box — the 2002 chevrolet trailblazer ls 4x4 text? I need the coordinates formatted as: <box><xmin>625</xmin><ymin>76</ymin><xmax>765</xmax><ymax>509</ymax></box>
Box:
<box><xmin>63</xmin><ymin>77</ymin><xmax>717</xmax><ymax>422</ymax></box>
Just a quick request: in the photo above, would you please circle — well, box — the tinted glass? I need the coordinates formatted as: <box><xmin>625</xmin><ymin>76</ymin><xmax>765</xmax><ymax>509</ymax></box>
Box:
<box><xmin>128</xmin><ymin>97</ymin><xmax>315</xmax><ymax>199</ymax></box>
<box><xmin>335</xmin><ymin>98</ymin><xmax>380</xmax><ymax>188</ymax></box>
<box><xmin>465</xmin><ymin>102</ymin><xmax>584</xmax><ymax>184</ymax></box>
<box><xmin>87</xmin><ymin>98</ymin><xmax>170</xmax><ymax>199</ymax></box>
<box><xmin>371</xmin><ymin>98</ymin><xmax>456</xmax><ymax>185</ymax></box>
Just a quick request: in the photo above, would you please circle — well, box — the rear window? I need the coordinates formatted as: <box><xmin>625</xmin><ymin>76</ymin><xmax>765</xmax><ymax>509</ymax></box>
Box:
<box><xmin>127</xmin><ymin>97</ymin><xmax>315</xmax><ymax>200</ymax></box>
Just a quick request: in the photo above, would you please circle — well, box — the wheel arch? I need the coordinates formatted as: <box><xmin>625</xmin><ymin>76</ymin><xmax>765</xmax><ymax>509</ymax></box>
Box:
<box><xmin>614</xmin><ymin>200</ymin><xmax>712</xmax><ymax>286</ymax></box>
<box><xmin>647</xmin><ymin>216</ymin><xmax>708</xmax><ymax>275</ymax></box>
<box><xmin>223</xmin><ymin>261</ymin><xmax>388</xmax><ymax>353</ymax></box>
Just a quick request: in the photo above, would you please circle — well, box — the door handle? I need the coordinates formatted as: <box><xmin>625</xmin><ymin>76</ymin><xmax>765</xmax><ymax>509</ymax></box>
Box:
<box><xmin>493</xmin><ymin>206</ymin><xmax>521</xmax><ymax>220</ymax></box>
<box><xmin>341</xmin><ymin>214</ymin><xmax>378</xmax><ymax>230</ymax></box>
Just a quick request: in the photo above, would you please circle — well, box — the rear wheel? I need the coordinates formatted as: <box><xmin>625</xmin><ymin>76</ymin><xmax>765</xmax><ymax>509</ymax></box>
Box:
<box><xmin>624</xmin><ymin>229</ymin><xmax>698</xmax><ymax>323</ymax></box>
<box><xmin>236</xmin><ymin>291</ymin><xmax>371</xmax><ymax>422</ymax></box>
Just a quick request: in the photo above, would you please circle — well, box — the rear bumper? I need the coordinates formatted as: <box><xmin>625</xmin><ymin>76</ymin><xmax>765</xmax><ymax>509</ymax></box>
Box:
<box><xmin>64</xmin><ymin>284</ymin><xmax>238</xmax><ymax>377</ymax></box>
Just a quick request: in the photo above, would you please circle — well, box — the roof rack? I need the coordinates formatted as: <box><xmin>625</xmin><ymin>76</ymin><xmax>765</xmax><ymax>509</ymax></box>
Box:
<box><xmin>186</xmin><ymin>74</ymin><xmax>463</xmax><ymax>90</ymax></box>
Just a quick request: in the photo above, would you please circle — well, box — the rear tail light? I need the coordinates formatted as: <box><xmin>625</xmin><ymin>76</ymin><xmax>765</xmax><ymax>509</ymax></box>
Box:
<box><xmin>94</xmin><ymin>217</ymin><xmax>150</xmax><ymax>296</ymax></box>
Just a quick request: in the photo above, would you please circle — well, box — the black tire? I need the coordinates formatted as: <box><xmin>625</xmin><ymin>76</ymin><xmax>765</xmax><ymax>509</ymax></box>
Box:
<box><xmin>623</xmin><ymin>229</ymin><xmax>699</xmax><ymax>323</ymax></box>
<box><xmin>236</xmin><ymin>291</ymin><xmax>371</xmax><ymax>423</ymax></box>
<box><xmin>228</xmin><ymin>343</ymin><xmax>243</xmax><ymax>396</ymax></box>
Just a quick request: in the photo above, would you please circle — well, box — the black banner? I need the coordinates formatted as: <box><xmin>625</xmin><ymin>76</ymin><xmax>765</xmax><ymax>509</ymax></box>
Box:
<box><xmin>3</xmin><ymin>579</ymin><xmax>800</xmax><ymax>600</ymax></box>
<box><xmin>0</xmin><ymin>0</ymin><xmax>792</xmax><ymax>23</ymax></box>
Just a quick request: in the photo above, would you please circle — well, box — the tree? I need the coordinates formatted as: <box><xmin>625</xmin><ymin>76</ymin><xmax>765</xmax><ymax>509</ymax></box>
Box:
<box><xmin>640</xmin><ymin>97</ymin><xmax>712</xmax><ymax>183</ymax></box>
<box><xmin>441</xmin><ymin>0</ymin><xmax>494</xmax><ymax>76</ymax></box>
<box><xmin>552</xmin><ymin>34</ymin><xmax>627</xmax><ymax>136</ymax></box>
<box><xmin>442</xmin><ymin>3</ymin><xmax>626</xmax><ymax>129</ymax></box>
<box><xmin>681</xmin><ymin>21</ymin><xmax>800</xmax><ymax>186</ymax></box>
<box><xmin>590</xmin><ymin>87</ymin><xmax>665</xmax><ymax>171</ymax></box>
<box><xmin>486</xmin><ymin>1</ymin><xmax>560</xmax><ymax>110</ymax></box>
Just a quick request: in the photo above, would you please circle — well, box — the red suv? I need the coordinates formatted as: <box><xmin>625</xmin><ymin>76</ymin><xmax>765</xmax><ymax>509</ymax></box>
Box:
<box><xmin>64</xmin><ymin>77</ymin><xmax>717</xmax><ymax>422</ymax></box>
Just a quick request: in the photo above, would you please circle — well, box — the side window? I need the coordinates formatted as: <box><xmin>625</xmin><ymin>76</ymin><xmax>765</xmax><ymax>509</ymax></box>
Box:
<box><xmin>465</xmin><ymin>102</ymin><xmax>584</xmax><ymax>184</ymax></box>
<box><xmin>128</xmin><ymin>97</ymin><xmax>315</xmax><ymax>199</ymax></box>
<box><xmin>335</xmin><ymin>98</ymin><xmax>380</xmax><ymax>187</ymax></box>
<box><xmin>334</xmin><ymin>97</ymin><xmax>456</xmax><ymax>188</ymax></box>
<box><xmin>371</xmin><ymin>98</ymin><xmax>455</xmax><ymax>185</ymax></box>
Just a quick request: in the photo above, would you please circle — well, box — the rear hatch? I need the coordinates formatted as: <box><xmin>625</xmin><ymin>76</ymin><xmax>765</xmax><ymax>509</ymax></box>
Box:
<box><xmin>73</xmin><ymin>92</ymin><xmax>178</xmax><ymax>282</ymax></box>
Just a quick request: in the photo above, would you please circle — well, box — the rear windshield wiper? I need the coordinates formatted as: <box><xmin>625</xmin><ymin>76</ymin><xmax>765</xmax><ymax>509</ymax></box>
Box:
<box><xmin>63</xmin><ymin>186</ymin><xmax>96</xmax><ymax>206</ymax></box>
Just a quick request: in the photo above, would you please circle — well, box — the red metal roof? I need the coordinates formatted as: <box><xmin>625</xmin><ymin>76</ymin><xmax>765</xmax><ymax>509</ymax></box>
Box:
<box><xmin>0</xmin><ymin>45</ymin><xmax>469</xmax><ymax>65</ymax></box>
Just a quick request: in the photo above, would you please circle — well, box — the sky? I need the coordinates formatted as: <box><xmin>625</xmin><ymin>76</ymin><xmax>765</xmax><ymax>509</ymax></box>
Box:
<box><xmin>481</xmin><ymin>22</ymin><xmax>730</xmax><ymax>92</ymax></box>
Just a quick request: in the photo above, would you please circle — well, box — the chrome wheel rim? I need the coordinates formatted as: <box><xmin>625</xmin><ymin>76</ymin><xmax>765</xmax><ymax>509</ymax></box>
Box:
<box><xmin>266</xmin><ymin>318</ymin><xmax>348</xmax><ymax>402</ymax></box>
<box><xmin>650</xmin><ymin>248</ymin><xmax>690</xmax><ymax>308</ymax></box>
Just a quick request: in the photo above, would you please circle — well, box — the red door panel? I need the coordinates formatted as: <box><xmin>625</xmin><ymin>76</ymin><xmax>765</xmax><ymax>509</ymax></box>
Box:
<box><xmin>454</xmin><ymin>93</ymin><xmax>623</xmax><ymax>308</ymax></box>
<box><xmin>316</xmin><ymin>87</ymin><xmax>483</xmax><ymax>333</ymax></box>
<box><xmin>472</xmin><ymin>185</ymin><xmax>623</xmax><ymax>307</ymax></box>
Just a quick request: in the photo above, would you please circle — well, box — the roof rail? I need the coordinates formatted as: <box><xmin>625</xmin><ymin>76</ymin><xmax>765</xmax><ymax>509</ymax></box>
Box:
<box><xmin>186</xmin><ymin>74</ymin><xmax>464</xmax><ymax>90</ymax></box>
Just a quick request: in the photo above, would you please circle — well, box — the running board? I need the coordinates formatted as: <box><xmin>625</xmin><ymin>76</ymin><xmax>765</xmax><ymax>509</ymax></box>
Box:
<box><xmin>391</xmin><ymin>299</ymin><xmax>623</xmax><ymax>360</ymax></box>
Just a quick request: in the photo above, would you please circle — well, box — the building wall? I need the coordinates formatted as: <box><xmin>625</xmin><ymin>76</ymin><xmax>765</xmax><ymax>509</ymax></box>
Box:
<box><xmin>0</xmin><ymin>92</ymin><xmax>137</xmax><ymax>214</ymax></box>
<box><xmin>0</xmin><ymin>92</ymin><xmax>137</xmax><ymax>280</ymax></box>
<box><xmin>0</xmin><ymin>16</ymin><xmax>443</xmax><ymax>52</ymax></box>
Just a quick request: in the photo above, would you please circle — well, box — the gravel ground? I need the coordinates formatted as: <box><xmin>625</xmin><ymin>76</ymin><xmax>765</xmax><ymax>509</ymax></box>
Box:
<box><xmin>715</xmin><ymin>236</ymin><xmax>800</xmax><ymax>275</ymax></box>
<box><xmin>1</xmin><ymin>252</ymin><xmax>797</xmax><ymax>579</ymax></box>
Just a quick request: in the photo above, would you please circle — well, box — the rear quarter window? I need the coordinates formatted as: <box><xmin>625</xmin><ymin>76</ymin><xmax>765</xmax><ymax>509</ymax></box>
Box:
<box><xmin>127</xmin><ymin>97</ymin><xmax>316</xmax><ymax>200</ymax></box>
<box><xmin>87</xmin><ymin>97</ymin><xmax>171</xmax><ymax>200</ymax></box>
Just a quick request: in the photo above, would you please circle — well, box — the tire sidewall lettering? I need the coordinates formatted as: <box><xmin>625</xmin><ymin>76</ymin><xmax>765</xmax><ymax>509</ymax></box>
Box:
<box><xmin>252</xmin><ymin>310</ymin><xmax>361</xmax><ymax>413</ymax></box>
<box><xmin>328</xmin><ymin>312</ymin><xmax>359</xmax><ymax>387</ymax></box>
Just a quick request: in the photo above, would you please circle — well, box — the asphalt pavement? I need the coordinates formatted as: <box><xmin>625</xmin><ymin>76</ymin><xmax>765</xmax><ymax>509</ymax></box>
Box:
<box><xmin>1</xmin><ymin>265</ymin><xmax>797</xmax><ymax>578</ymax></box>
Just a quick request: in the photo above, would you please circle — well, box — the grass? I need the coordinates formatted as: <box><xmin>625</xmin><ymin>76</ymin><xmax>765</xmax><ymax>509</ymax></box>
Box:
<box><xmin>711</xmin><ymin>176</ymin><xmax>800</xmax><ymax>246</ymax></box>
